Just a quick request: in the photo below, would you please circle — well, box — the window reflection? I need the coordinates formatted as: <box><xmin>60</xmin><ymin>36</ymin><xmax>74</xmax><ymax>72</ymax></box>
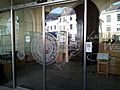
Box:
<box><xmin>117</xmin><ymin>14</ymin><xmax>120</xmax><ymax>21</ymax></box>
<box><xmin>45</xmin><ymin>7</ymin><xmax>77</xmax><ymax>65</ymax></box>
<box><xmin>99</xmin><ymin>1</ymin><xmax>120</xmax><ymax>75</ymax></box>
<box><xmin>106</xmin><ymin>15</ymin><xmax>111</xmax><ymax>22</ymax></box>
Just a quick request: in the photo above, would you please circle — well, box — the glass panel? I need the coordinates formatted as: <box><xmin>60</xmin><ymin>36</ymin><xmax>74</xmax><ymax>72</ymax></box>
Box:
<box><xmin>0</xmin><ymin>11</ymin><xmax>12</xmax><ymax>87</ymax></box>
<box><xmin>15</xmin><ymin>8</ymin><xmax>43</xmax><ymax>90</ymax></box>
<box><xmin>45</xmin><ymin>6</ymin><xmax>84</xmax><ymax>90</ymax></box>
<box><xmin>86</xmin><ymin>0</ymin><xmax>99</xmax><ymax>90</ymax></box>
<box><xmin>87</xmin><ymin>1</ymin><xmax>120</xmax><ymax>90</ymax></box>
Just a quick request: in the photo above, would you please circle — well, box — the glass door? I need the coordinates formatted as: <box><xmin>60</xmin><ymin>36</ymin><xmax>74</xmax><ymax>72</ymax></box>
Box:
<box><xmin>45</xmin><ymin>4</ymin><xmax>84</xmax><ymax>90</ymax></box>
<box><xmin>87</xmin><ymin>1</ymin><xmax>120</xmax><ymax>90</ymax></box>
<box><xmin>15</xmin><ymin>8</ymin><xmax>44</xmax><ymax>90</ymax></box>
<box><xmin>0</xmin><ymin>0</ymin><xmax>85</xmax><ymax>89</ymax></box>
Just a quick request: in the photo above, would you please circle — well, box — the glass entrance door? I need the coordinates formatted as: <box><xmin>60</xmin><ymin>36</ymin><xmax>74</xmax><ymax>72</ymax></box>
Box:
<box><xmin>15</xmin><ymin>8</ymin><xmax>44</xmax><ymax>90</ymax></box>
<box><xmin>0</xmin><ymin>1</ymin><xmax>85</xmax><ymax>90</ymax></box>
<box><xmin>45</xmin><ymin>5</ymin><xmax>84</xmax><ymax>90</ymax></box>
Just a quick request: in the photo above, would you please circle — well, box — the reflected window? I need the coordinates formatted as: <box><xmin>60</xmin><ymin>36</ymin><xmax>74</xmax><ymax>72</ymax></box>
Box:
<box><xmin>60</xmin><ymin>26</ymin><xmax>62</xmax><ymax>30</ymax></box>
<box><xmin>70</xmin><ymin>24</ymin><xmax>73</xmax><ymax>29</ymax></box>
<box><xmin>107</xmin><ymin>15</ymin><xmax>111</xmax><ymax>22</ymax></box>
<box><xmin>63</xmin><ymin>25</ymin><xmax>65</xmax><ymax>30</ymax></box>
<box><xmin>45</xmin><ymin>7</ymin><xmax>77</xmax><ymax>63</ymax></box>
<box><xmin>51</xmin><ymin>26</ymin><xmax>52</xmax><ymax>30</ymax></box>
<box><xmin>117</xmin><ymin>28</ymin><xmax>120</xmax><ymax>31</ymax></box>
<box><xmin>70</xmin><ymin>17</ymin><xmax>72</xmax><ymax>20</ymax></box>
<box><xmin>106</xmin><ymin>27</ymin><xmax>111</xmax><ymax>31</ymax></box>
<box><xmin>117</xmin><ymin>14</ymin><xmax>120</xmax><ymax>21</ymax></box>
<box><xmin>63</xmin><ymin>17</ymin><xmax>65</xmax><ymax>22</ymax></box>
<box><xmin>54</xmin><ymin>25</ymin><xmax>56</xmax><ymax>30</ymax></box>
<box><xmin>100</xmin><ymin>1</ymin><xmax>120</xmax><ymax>53</ymax></box>
<box><xmin>59</xmin><ymin>18</ymin><xmax>61</xmax><ymax>22</ymax></box>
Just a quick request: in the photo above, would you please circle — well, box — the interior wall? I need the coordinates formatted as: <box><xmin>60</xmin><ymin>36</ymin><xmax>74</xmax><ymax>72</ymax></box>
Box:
<box><xmin>0</xmin><ymin>0</ymin><xmax>10</xmax><ymax>9</ymax></box>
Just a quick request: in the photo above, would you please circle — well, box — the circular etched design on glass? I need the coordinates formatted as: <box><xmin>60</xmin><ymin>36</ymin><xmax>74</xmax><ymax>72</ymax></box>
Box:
<box><xmin>31</xmin><ymin>32</ymin><xmax>58</xmax><ymax>65</ymax></box>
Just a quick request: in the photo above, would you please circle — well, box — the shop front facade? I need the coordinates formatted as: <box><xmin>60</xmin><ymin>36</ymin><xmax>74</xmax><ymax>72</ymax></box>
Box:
<box><xmin>0</xmin><ymin>0</ymin><xmax>120</xmax><ymax>90</ymax></box>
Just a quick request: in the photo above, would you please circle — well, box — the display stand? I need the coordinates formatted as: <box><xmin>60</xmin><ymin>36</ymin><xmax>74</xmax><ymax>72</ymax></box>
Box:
<box><xmin>97</xmin><ymin>53</ymin><xmax>109</xmax><ymax>77</ymax></box>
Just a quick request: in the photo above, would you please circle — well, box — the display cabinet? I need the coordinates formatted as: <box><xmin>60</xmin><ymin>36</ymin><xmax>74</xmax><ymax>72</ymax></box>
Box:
<box><xmin>97</xmin><ymin>53</ymin><xmax>109</xmax><ymax>77</ymax></box>
<box><xmin>0</xmin><ymin>34</ymin><xmax>11</xmax><ymax>54</ymax></box>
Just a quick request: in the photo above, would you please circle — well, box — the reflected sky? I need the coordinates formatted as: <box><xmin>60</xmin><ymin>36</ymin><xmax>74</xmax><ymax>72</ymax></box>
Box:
<box><xmin>112</xmin><ymin>1</ymin><xmax>120</xmax><ymax>5</ymax></box>
<box><xmin>50</xmin><ymin>7</ymin><xmax>63</xmax><ymax>14</ymax></box>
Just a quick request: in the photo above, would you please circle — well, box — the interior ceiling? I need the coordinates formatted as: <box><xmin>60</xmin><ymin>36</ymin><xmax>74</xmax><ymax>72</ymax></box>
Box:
<box><xmin>0</xmin><ymin>0</ymin><xmax>39</xmax><ymax>9</ymax></box>
<box><xmin>0</xmin><ymin>0</ymin><xmax>120</xmax><ymax>12</ymax></box>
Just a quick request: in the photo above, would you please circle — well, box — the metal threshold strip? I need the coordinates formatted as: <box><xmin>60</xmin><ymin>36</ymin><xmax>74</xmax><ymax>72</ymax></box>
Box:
<box><xmin>0</xmin><ymin>0</ymin><xmax>78</xmax><ymax>12</ymax></box>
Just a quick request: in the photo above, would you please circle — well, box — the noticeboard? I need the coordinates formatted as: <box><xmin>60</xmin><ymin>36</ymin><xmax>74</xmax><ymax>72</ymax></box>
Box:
<box><xmin>97</xmin><ymin>53</ymin><xmax>109</xmax><ymax>60</ymax></box>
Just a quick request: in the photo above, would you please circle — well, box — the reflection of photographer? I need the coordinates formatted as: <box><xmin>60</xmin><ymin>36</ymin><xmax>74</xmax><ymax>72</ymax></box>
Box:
<box><xmin>56</xmin><ymin>42</ymin><xmax>66</xmax><ymax>63</ymax></box>
<box><xmin>102</xmin><ymin>38</ymin><xmax>115</xmax><ymax>51</ymax></box>
<box><xmin>56</xmin><ymin>31</ymin><xmax>66</xmax><ymax>63</ymax></box>
<box><xmin>55</xmin><ymin>42</ymin><xmax>66</xmax><ymax>71</ymax></box>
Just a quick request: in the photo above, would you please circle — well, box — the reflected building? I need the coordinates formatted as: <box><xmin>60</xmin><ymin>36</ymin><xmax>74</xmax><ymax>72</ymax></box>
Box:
<box><xmin>46</xmin><ymin>8</ymin><xmax>77</xmax><ymax>36</ymax></box>
<box><xmin>45</xmin><ymin>7</ymin><xmax>77</xmax><ymax>62</ymax></box>
<box><xmin>100</xmin><ymin>4</ymin><xmax>120</xmax><ymax>42</ymax></box>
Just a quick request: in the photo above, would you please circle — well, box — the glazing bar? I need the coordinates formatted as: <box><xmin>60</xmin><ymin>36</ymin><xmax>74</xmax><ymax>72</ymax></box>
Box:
<box><xmin>42</xmin><ymin>6</ymin><xmax>46</xmax><ymax>90</ymax></box>
<box><xmin>11</xmin><ymin>0</ymin><xmax>16</xmax><ymax>88</ymax></box>
<box><xmin>84</xmin><ymin>0</ymin><xmax>87</xmax><ymax>90</ymax></box>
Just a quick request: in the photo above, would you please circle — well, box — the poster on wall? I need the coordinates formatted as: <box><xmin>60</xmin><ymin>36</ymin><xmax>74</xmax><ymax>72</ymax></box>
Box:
<box><xmin>86</xmin><ymin>42</ymin><xmax>92</xmax><ymax>52</ymax></box>
<box><xmin>25</xmin><ymin>36</ymin><xmax>30</xmax><ymax>42</ymax></box>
